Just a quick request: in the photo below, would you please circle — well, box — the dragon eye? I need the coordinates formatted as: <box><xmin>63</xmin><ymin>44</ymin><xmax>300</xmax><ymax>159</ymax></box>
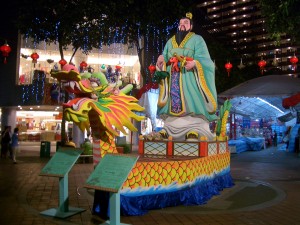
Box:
<box><xmin>72</xmin><ymin>104</ymin><xmax>78</xmax><ymax>110</ymax></box>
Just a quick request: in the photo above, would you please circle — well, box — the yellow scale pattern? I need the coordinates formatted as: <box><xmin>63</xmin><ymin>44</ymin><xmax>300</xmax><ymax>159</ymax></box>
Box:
<box><xmin>99</xmin><ymin>130</ymin><xmax>118</xmax><ymax>158</ymax></box>
<box><xmin>122</xmin><ymin>152</ymin><xmax>230</xmax><ymax>190</ymax></box>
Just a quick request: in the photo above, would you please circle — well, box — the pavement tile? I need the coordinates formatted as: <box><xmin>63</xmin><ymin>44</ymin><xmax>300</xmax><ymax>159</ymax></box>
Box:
<box><xmin>0</xmin><ymin>147</ymin><xmax>300</xmax><ymax>225</ymax></box>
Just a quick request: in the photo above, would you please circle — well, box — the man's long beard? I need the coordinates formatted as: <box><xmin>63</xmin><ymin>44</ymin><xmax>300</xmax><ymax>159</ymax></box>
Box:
<box><xmin>175</xmin><ymin>30</ymin><xmax>189</xmax><ymax>45</ymax></box>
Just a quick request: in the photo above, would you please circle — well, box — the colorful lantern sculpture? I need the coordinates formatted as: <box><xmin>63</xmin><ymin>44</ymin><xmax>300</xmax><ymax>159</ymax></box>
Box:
<box><xmin>290</xmin><ymin>55</ymin><xmax>298</xmax><ymax>71</ymax></box>
<box><xmin>258</xmin><ymin>59</ymin><xmax>267</xmax><ymax>75</ymax></box>
<box><xmin>0</xmin><ymin>42</ymin><xmax>11</xmax><ymax>64</ymax></box>
<box><xmin>225</xmin><ymin>62</ymin><xmax>233</xmax><ymax>77</ymax></box>
<box><xmin>30</xmin><ymin>52</ymin><xmax>39</xmax><ymax>67</ymax></box>
<box><xmin>59</xmin><ymin>59</ymin><xmax>67</xmax><ymax>67</ymax></box>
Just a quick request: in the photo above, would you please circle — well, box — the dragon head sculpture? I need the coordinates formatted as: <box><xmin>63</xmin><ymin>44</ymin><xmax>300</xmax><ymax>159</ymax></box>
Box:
<box><xmin>51</xmin><ymin>65</ymin><xmax>145</xmax><ymax>140</ymax></box>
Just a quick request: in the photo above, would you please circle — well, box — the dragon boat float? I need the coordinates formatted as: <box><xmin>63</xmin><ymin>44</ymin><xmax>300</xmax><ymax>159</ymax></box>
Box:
<box><xmin>51</xmin><ymin>65</ymin><xmax>233</xmax><ymax>216</ymax></box>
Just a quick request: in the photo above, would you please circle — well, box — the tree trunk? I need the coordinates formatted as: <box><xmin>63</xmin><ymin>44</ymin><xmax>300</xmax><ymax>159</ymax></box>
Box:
<box><xmin>136</xmin><ymin>37</ymin><xmax>146</xmax><ymax>86</ymax></box>
<box><xmin>58</xmin><ymin>42</ymin><xmax>67</xmax><ymax>145</ymax></box>
<box><xmin>69</xmin><ymin>47</ymin><xmax>79</xmax><ymax>63</ymax></box>
<box><xmin>58</xmin><ymin>43</ymin><xmax>64</xmax><ymax>65</ymax></box>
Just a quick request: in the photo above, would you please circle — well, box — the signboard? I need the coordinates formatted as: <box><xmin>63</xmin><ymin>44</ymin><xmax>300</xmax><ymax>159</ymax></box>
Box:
<box><xmin>40</xmin><ymin>148</ymin><xmax>83</xmax><ymax>177</ymax></box>
<box><xmin>85</xmin><ymin>153</ymin><xmax>139</xmax><ymax>193</ymax></box>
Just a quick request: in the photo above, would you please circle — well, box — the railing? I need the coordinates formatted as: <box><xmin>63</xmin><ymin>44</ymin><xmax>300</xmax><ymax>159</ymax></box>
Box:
<box><xmin>138</xmin><ymin>136</ymin><xmax>229</xmax><ymax>157</ymax></box>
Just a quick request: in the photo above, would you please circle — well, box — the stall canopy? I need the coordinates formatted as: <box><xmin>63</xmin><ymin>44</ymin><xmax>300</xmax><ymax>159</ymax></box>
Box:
<box><xmin>218</xmin><ymin>75</ymin><xmax>300</xmax><ymax>120</ymax></box>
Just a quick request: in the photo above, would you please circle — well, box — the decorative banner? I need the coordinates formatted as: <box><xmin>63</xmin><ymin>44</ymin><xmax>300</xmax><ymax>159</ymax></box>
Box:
<box><xmin>282</xmin><ymin>93</ymin><xmax>300</xmax><ymax>109</ymax></box>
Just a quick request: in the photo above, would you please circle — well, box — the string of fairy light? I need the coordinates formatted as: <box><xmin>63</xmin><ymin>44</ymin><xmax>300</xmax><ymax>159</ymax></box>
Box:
<box><xmin>21</xmin><ymin>20</ymin><xmax>178</xmax><ymax>103</ymax></box>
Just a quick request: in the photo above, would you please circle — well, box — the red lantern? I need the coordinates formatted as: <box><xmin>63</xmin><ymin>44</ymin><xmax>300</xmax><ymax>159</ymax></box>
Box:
<box><xmin>148</xmin><ymin>64</ymin><xmax>156</xmax><ymax>74</ymax></box>
<box><xmin>115</xmin><ymin>64</ymin><xmax>122</xmax><ymax>71</ymax></box>
<box><xmin>0</xmin><ymin>42</ymin><xmax>11</xmax><ymax>64</ymax></box>
<box><xmin>80</xmin><ymin>61</ymin><xmax>88</xmax><ymax>68</ymax></box>
<box><xmin>258</xmin><ymin>59</ymin><xmax>267</xmax><ymax>75</ymax></box>
<box><xmin>30</xmin><ymin>52</ymin><xmax>39</xmax><ymax>67</ymax></box>
<box><xmin>225</xmin><ymin>62</ymin><xmax>233</xmax><ymax>77</ymax></box>
<box><xmin>59</xmin><ymin>59</ymin><xmax>67</xmax><ymax>67</ymax></box>
<box><xmin>290</xmin><ymin>55</ymin><xmax>298</xmax><ymax>71</ymax></box>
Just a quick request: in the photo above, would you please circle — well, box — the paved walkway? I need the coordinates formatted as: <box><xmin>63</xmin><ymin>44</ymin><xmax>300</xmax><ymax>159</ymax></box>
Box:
<box><xmin>0</xmin><ymin>145</ymin><xmax>300</xmax><ymax>225</ymax></box>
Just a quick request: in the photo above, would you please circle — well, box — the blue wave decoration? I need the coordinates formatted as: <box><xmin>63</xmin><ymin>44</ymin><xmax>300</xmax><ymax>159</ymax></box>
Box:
<box><xmin>120</xmin><ymin>166</ymin><xmax>231</xmax><ymax>196</ymax></box>
<box><xmin>92</xmin><ymin>171</ymin><xmax>234</xmax><ymax>217</ymax></box>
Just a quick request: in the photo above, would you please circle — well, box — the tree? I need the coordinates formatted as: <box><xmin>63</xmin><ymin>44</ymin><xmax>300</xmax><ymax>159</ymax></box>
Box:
<box><xmin>16</xmin><ymin>0</ymin><xmax>109</xmax><ymax>62</ymax></box>
<box><xmin>259</xmin><ymin>0</ymin><xmax>300</xmax><ymax>44</ymax></box>
<box><xmin>16</xmin><ymin>0</ymin><xmax>195</xmax><ymax>80</ymax></box>
<box><xmin>15</xmin><ymin>0</ymin><xmax>196</xmax><ymax>144</ymax></box>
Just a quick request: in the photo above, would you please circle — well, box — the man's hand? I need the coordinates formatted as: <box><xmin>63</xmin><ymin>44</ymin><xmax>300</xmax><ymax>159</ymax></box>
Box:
<box><xmin>156</xmin><ymin>55</ymin><xmax>165</xmax><ymax>70</ymax></box>
<box><xmin>185</xmin><ymin>60</ymin><xmax>195</xmax><ymax>70</ymax></box>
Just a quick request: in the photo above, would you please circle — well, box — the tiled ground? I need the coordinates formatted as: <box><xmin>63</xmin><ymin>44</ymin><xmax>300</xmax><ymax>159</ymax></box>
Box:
<box><xmin>0</xmin><ymin>145</ymin><xmax>299</xmax><ymax>225</ymax></box>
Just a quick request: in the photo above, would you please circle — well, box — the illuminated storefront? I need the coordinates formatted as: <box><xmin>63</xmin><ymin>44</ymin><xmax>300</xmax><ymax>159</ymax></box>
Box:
<box><xmin>19</xmin><ymin>40</ymin><xmax>141</xmax><ymax>87</ymax></box>
<box><xmin>15</xmin><ymin>107</ymin><xmax>72</xmax><ymax>142</ymax></box>
<box><xmin>11</xmin><ymin>38</ymin><xmax>142</xmax><ymax>143</ymax></box>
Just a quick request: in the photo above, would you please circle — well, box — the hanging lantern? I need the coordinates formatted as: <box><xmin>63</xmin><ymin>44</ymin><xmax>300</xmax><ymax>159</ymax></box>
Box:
<box><xmin>148</xmin><ymin>64</ymin><xmax>156</xmax><ymax>74</ymax></box>
<box><xmin>0</xmin><ymin>42</ymin><xmax>11</xmax><ymax>64</ymax></box>
<box><xmin>258</xmin><ymin>59</ymin><xmax>267</xmax><ymax>75</ymax></box>
<box><xmin>115</xmin><ymin>64</ymin><xmax>122</xmax><ymax>71</ymax></box>
<box><xmin>30</xmin><ymin>52</ymin><xmax>39</xmax><ymax>67</ymax></box>
<box><xmin>290</xmin><ymin>55</ymin><xmax>298</xmax><ymax>71</ymax></box>
<box><xmin>59</xmin><ymin>59</ymin><xmax>67</xmax><ymax>68</ymax></box>
<box><xmin>225</xmin><ymin>62</ymin><xmax>233</xmax><ymax>77</ymax></box>
<box><xmin>80</xmin><ymin>60</ymin><xmax>88</xmax><ymax>69</ymax></box>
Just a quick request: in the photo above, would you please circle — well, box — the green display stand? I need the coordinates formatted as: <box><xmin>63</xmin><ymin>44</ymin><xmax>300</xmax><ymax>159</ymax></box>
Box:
<box><xmin>85</xmin><ymin>153</ymin><xmax>139</xmax><ymax>225</ymax></box>
<box><xmin>39</xmin><ymin>148</ymin><xmax>85</xmax><ymax>218</ymax></box>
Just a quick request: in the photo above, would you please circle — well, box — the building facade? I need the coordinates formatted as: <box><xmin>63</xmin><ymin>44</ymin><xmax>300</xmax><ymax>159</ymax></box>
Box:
<box><xmin>197</xmin><ymin>0</ymin><xmax>299</xmax><ymax>76</ymax></box>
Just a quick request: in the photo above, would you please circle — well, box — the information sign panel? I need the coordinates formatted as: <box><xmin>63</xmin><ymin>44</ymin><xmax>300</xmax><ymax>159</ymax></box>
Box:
<box><xmin>85</xmin><ymin>153</ymin><xmax>139</xmax><ymax>193</ymax></box>
<box><xmin>40</xmin><ymin>149</ymin><xmax>83</xmax><ymax>177</ymax></box>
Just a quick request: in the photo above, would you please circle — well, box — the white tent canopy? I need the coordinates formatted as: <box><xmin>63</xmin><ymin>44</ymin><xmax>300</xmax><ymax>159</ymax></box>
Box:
<box><xmin>218</xmin><ymin>75</ymin><xmax>300</xmax><ymax>120</ymax></box>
